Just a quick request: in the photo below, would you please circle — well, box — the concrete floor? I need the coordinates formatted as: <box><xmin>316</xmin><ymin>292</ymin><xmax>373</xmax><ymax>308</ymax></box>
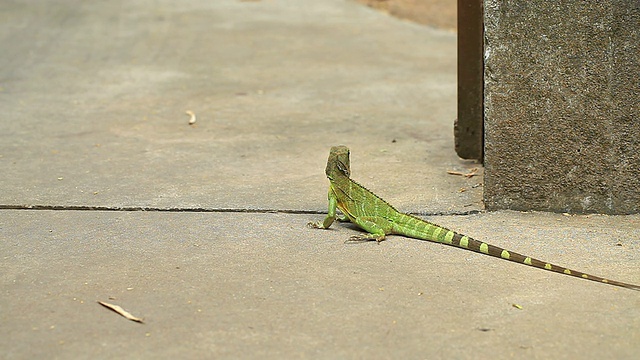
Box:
<box><xmin>1</xmin><ymin>1</ymin><xmax>639</xmax><ymax>359</ymax></box>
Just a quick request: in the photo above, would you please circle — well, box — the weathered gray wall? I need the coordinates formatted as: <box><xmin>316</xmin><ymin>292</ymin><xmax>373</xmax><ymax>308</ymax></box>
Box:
<box><xmin>483</xmin><ymin>0</ymin><xmax>640</xmax><ymax>214</ymax></box>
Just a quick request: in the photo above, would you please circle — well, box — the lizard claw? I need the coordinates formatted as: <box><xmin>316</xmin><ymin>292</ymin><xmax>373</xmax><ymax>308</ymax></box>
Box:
<box><xmin>307</xmin><ymin>221</ymin><xmax>323</xmax><ymax>229</ymax></box>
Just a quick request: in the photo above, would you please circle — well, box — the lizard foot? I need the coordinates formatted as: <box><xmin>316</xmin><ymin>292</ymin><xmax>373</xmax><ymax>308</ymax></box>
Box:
<box><xmin>307</xmin><ymin>221</ymin><xmax>325</xmax><ymax>229</ymax></box>
<box><xmin>345</xmin><ymin>234</ymin><xmax>385</xmax><ymax>244</ymax></box>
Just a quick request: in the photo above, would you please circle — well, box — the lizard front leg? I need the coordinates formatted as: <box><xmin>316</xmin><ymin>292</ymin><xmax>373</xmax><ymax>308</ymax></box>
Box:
<box><xmin>307</xmin><ymin>188</ymin><xmax>338</xmax><ymax>229</ymax></box>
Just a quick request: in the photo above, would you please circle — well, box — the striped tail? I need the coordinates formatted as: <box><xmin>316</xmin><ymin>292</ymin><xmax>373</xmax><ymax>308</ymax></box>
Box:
<box><xmin>395</xmin><ymin>214</ymin><xmax>640</xmax><ymax>291</ymax></box>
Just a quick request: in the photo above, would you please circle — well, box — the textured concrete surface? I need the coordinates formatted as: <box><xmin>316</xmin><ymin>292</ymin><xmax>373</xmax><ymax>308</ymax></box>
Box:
<box><xmin>484</xmin><ymin>0</ymin><xmax>640</xmax><ymax>214</ymax></box>
<box><xmin>3</xmin><ymin>210</ymin><xmax>640</xmax><ymax>359</ymax></box>
<box><xmin>2</xmin><ymin>1</ymin><xmax>640</xmax><ymax>359</ymax></box>
<box><xmin>0</xmin><ymin>0</ymin><xmax>470</xmax><ymax>214</ymax></box>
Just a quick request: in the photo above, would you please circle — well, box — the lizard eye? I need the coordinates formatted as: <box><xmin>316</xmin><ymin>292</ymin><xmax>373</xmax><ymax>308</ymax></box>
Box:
<box><xmin>337</xmin><ymin>161</ymin><xmax>350</xmax><ymax>176</ymax></box>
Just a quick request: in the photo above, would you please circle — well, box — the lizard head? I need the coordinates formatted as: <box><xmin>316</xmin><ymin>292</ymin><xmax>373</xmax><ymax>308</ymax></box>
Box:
<box><xmin>325</xmin><ymin>145</ymin><xmax>351</xmax><ymax>179</ymax></box>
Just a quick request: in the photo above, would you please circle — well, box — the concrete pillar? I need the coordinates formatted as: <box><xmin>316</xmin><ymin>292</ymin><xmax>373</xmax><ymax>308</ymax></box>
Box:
<box><xmin>483</xmin><ymin>0</ymin><xmax>640</xmax><ymax>214</ymax></box>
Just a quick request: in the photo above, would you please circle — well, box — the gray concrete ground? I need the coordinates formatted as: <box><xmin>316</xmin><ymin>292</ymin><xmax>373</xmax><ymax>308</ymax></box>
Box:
<box><xmin>1</xmin><ymin>1</ymin><xmax>639</xmax><ymax>359</ymax></box>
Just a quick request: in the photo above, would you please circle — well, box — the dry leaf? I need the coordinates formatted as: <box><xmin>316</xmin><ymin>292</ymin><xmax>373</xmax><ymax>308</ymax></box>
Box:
<box><xmin>447</xmin><ymin>168</ymin><xmax>478</xmax><ymax>178</ymax></box>
<box><xmin>185</xmin><ymin>110</ymin><xmax>196</xmax><ymax>125</ymax></box>
<box><xmin>98</xmin><ymin>301</ymin><xmax>144</xmax><ymax>323</ymax></box>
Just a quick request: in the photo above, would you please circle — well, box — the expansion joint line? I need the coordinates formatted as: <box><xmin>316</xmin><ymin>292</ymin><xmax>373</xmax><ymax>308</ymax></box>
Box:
<box><xmin>0</xmin><ymin>204</ymin><xmax>483</xmax><ymax>216</ymax></box>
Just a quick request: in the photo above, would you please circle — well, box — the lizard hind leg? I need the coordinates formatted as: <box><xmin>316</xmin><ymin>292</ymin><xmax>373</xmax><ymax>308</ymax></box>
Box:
<box><xmin>345</xmin><ymin>216</ymin><xmax>393</xmax><ymax>244</ymax></box>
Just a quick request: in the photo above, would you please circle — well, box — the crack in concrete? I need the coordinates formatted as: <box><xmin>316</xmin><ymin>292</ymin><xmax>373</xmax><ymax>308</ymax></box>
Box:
<box><xmin>0</xmin><ymin>204</ymin><xmax>483</xmax><ymax>217</ymax></box>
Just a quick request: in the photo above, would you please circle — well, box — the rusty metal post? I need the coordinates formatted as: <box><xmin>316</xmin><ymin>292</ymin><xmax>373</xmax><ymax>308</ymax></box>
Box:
<box><xmin>456</xmin><ymin>0</ymin><xmax>484</xmax><ymax>161</ymax></box>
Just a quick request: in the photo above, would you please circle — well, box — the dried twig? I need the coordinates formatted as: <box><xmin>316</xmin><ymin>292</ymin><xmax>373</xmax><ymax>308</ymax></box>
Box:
<box><xmin>447</xmin><ymin>168</ymin><xmax>478</xmax><ymax>178</ymax></box>
<box><xmin>98</xmin><ymin>301</ymin><xmax>144</xmax><ymax>323</ymax></box>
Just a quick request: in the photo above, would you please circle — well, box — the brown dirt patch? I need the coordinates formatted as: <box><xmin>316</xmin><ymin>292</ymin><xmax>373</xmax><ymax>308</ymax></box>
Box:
<box><xmin>355</xmin><ymin>0</ymin><xmax>456</xmax><ymax>31</ymax></box>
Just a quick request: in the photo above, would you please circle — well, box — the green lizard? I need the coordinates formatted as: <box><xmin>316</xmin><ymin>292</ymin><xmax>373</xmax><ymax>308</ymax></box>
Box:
<box><xmin>308</xmin><ymin>145</ymin><xmax>640</xmax><ymax>291</ymax></box>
